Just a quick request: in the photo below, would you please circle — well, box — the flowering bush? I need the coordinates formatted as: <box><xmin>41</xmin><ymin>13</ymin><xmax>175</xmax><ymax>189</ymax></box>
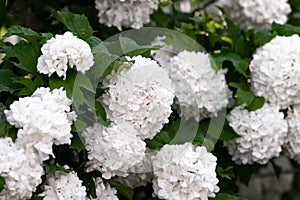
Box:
<box><xmin>1</xmin><ymin>0</ymin><xmax>300</xmax><ymax>200</ymax></box>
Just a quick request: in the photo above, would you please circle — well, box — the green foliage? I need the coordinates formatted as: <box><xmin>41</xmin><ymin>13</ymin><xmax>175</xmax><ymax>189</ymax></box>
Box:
<box><xmin>107</xmin><ymin>180</ymin><xmax>134</xmax><ymax>200</ymax></box>
<box><xmin>211</xmin><ymin>193</ymin><xmax>247</xmax><ymax>200</ymax></box>
<box><xmin>0</xmin><ymin>176</ymin><xmax>4</xmax><ymax>193</ymax></box>
<box><xmin>217</xmin><ymin>166</ymin><xmax>235</xmax><ymax>180</ymax></box>
<box><xmin>52</xmin><ymin>11</ymin><xmax>93</xmax><ymax>40</ymax></box>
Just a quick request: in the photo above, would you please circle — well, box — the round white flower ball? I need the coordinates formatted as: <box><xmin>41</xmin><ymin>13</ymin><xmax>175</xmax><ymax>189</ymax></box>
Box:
<box><xmin>37</xmin><ymin>31</ymin><xmax>94</xmax><ymax>79</ymax></box>
<box><xmin>81</xmin><ymin>122</ymin><xmax>146</xmax><ymax>179</ymax></box>
<box><xmin>40</xmin><ymin>168</ymin><xmax>87</xmax><ymax>200</ymax></box>
<box><xmin>0</xmin><ymin>137</ymin><xmax>44</xmax><ymax>199</ymax></box>
<box><xmin>5</xmin><ymin>87</ymin><xmax>76</xmax><ymax>161</ymax></box>
<box><xmin>152</xmin><ymin>142</ymin><xmax>219</xmax><ymax>200</ymax></box>
<box><xmin>167</xmin><ymin>50</ymin><xmax>231</xmax><ymax>121</ymax></box>
<box><xmin>226</xmin><ymin>104</ymin><xmax>288</xmax><ymax>165</ymax></box>
<box><xmin>209</xmin><ymin>0</ymin><xmax>291</xmax><ymax>29</ymax></box>
<box><xmin>250</xmin><ymin>35</ymin><xmax>300</xmax><ymax>109</ymax></box>
<box><xmin>91</xmin><ymin>177</ymin><xmax>119</xmax><ymax>200</ymax></box>
<box><xmin>101</xmin><ymin>55</ymin><xmax>174</xmax><ymax>140</ymax></box>
<box><xmin>284</xmin><ymin>105</ymin><xmax>300</xmax><ymax>163</ymax></box>
<box><xmin>94</xmin><ymin>0</ymin><xmax>160</xmax><ymax>30</ymax></box>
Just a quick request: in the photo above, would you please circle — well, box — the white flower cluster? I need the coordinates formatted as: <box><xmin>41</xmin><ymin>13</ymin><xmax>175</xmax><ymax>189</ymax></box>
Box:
<box><xmin>91</xmin><ymin>177</ymin><xmax>119</xmax><ymax>200</ymax></box>
<box><xmin>94</xmin><ymin>0</ymin><xmax>160</xmax><ymax>30</ymax></box>
<box><xmin>101</xmin><ymin>55</ymin><xmax>174</xmax><ymax>140</ymax></box>
<box><xmin>250</xmin><ymin>35</ymin><xmax>300</xmax><ymax>109</ymax></box>
<box><xmin>81</xmin><ymin>122</ymin><xmax>146</xmax><ymax>179</ymax></box>
<box><xmin>0</xmin><ymin>137</ymin><xmax>44</xmax><ymax>199</ymax></box>
<box><xmin>40</xmin><ymin>168</ymin><xmax>87</xmax><ymax>200</ymax></box>
<box><xmin>152</xmin><ymin>143</ymin><xmax>219</xmax><ymax>200</ymax></box>
<box><xmin>5</xmin><ymin>87</ymin><xmax>76</xmax><ymax>161</ymax></box>
<box><xmin>37</xmin><ymin>31</ymin><xmax>94</xmax><ymax>80</ymax></box>
<box><xmin>284</xmin><ymin>105</ymin><xmax>300</xmax><ymax>162</ymax></box>
<box><xmin>226</xmin><ymin>104</ymin><xmax>288</xmax><ymax>165</ymax></box>
<box><xmin>210</xmin><ymin>0</ymin><xmax>291</xmax><ymax>29</ymax></box>
<box><xmin>167</xmin><ymin>50</ymin><xmax>231</xmax><ymax>121</ymax></box>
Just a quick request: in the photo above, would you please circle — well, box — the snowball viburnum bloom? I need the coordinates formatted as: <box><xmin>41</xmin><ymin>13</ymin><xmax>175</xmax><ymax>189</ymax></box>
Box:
<box><xmin>94</xmin><ymin>0</ymin><xmax>160</xmax><ymax>30</ymax></box>
<box><xmin>226</xmin><ymin>104</ymin><xmax>288</xmax><ymax>165</ymax></box>
<box><xmin>81</xmin><ymin>122</ymin><xmax>146</xmax><ymax>179</ymax></box>
<box><xmin>284</xmin><ymin>105</ymin><xmax>300</xmax><ymax>163</ymax></box>
<box><xmin>5</xmin><ymin>87</ymin><xmax>76</xmax><ymax>161</ymax></box>
<box><xmin>40</xmin><ymin>168</ymin><xmax>87</xmax><ymax>200</ymax></box>
<box><xmin>37</xmin><ymin>31</ymin><xmax>94</xmax><ymax>79</ymax></box>
<box><xmin>91</xmin><ymin>177</ymin><xmax>119</xmax><ymax>200</ymax></box>
<box><xmin>0</xmin><ymin>137</ymin><xmax>44</xmax><ymax>200</ymax></box>
<box><xmin>250</xmin><ymin>35</ymin><xmax>300</xmax><ymax>108</ymax></box>
<box><xmin>152</xmin><ymin>143</ymin><xmax>219</xmax><ymax>200</ymax></box>
<box><xmin>209</xmin><ymin>0</ymin><xmax>291</xmax><ymax>29</ymax></box>
<box><xmin>167</xmin><ymin>50</ymin><xmax>231</xmax><ymax>121</ymax></box>
<box><xmin>101</xmin><ymin>55</ymin><xmax>174</xmax><ymax>140</ymax></box>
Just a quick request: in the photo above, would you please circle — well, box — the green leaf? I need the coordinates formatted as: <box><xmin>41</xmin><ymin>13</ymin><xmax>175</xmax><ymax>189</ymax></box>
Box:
<box><xmin>52</xmin><ymin>11</ymin><xmax>93</xmax><ymax>39</ymax></box>
<box><xmin>70</xmin><ymin>132</ymin><xmax>85</xmax><ymax>152</ymax></box>
<box><xmin>44</xmin><ymin>163</ymin><xmax>73</xmax><ymax>174</ymax></box>
<box><xmin>211</xmin><ymin>193</ymin><xmax>247</xmax><ymax>200</ymax></box>
<box><xmin>86</xmin><ymin>36</ymin><xmax>102</xmax><ymax>49</ymax></box>
<box><xmin>0</xmin><ymin>176</ymin><xmax>4</xmax><ymax>192</ymax></box>
<box><xmin>247</xmin><ymin>96</ymin><xmax>265</xmax><ymax>111</ymax></box>
<box><xmin>151</xmin><ymin>7</ymin><xmax>170</xmax><ymax>28</ymax></box>
<box><xmin>4</xmin><ymin>26</ymin><xmax>42</xmax><ymax>44</ymax></box>
<box><xmin>145</xmin><ymin>120</ymin><xmax>179</xmax><ymax>149</ymax></box>
<box><xmin>14</xmin><ymin>76</ymin><xmax>44</xmax><ymax>96</ymax></box>
<box><xmin>271</xmin><ymin>160</ymin><xmax>282</xmax><ymax>179</ymax></box>
<box><xmin>0</xmin><ymin>69</ymin><xmax>19</xmax><ymax>93</ymax></box>
<box><xmin>249</xmin><ymin>28</ymin><xmax>276</xmax><ymax>47</ymax></box>
<box><xmin>0</xmin><ymin>122</ymin><xmax>17</xmax><ymax>141</ymax></box>
<box><xmin>217</xmin><ymin>166</ymin><xmax>235</xmax><ymax>180</ymax></box>
<box><xmin>107</xmin><ymin>180</ymin><xmax>134</xmax><ymax>200</ymax></box>
<box><xmin>272</xmin><ymin>22</ymin><xmax>300</xmax><ymax>36</ymax></box>
<box><xmin>95</xmin><ymin>101</ymin><xmax>110</xmax><ymax>127</ymax></box>
<box><xmin>13</xmin><ymin>40</ymin><xmax>40</xmax><ymax>74</ymax></box>
<box><xmin>119</xmin><ymin>35</ymin><xmax>154</xmax><ymax>57</ymax></box>
<box><xmin>211</xmin><ymin>52</ymin><xmax>249</xmax><ymax>76</ymax></box>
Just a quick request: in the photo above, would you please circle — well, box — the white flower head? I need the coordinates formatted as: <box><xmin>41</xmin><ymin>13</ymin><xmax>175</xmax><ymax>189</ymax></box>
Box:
<box><xmin>284</xmin><ymin>105</ymin><xmax>300</xmax><ymax>163</ymax></box>
<box><xmin>40</xmin><ymin>167</ymin><xmax>87</xmax><ymax>200</ymax></box>
<box><xmin>5</xmin><ymin>87</ymin><xmax>76</xmax><ymax>161</ymax></box>
<box><xmin>91</xmin><ymin>177</ymin><xmax>119</xmax><ymax>200</ymax></box>
<box><xmin>250</xmin><ymin>34</ymin><xmax>300</xmax><ymax>108</ymax></box>
<box><xmin>37</xmin><ymin>31</ymin><xmax>94</xmax><ymax>79</ymax></box>
<box><xmin>226</xmin><ymin>104</ymin><xmax>288</xmax><ymax>165</ymax></box>
<box><xmin>167</xmin><ymin>50</ymin><xmax>231</xmax><ymax>121</ymax></box>
<box><xmin>101</xmin><ymin>55</ymin><xmax>174</xmax><ymax>140</ymax></box>
<box><xmin>81</xmin><ymin>122</ymin><xmax>146</xmax><ymax>179</ymax></box>
<box><xmin>94</xmin><ymin>0</ymin><xmax>160</xmax><ymax>30</ymax></box>
<box><xmin>209</xmin><ymin>0</ymin><xmax>291</xmax><ymax>29</ymax></box>
<box><xmin>0</xmin><ymin>137</ymin><xmax>44</xmax><ymax>199</ymax></box>
<box><xmin>152</xmin><ymin>143</ymin><xmax>219</xmax><ymax>200</ymax></box>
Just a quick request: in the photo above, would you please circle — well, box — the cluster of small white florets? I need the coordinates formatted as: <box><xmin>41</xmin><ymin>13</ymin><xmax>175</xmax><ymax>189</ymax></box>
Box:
<box><xmin>91</xmin><ymin>177</ymin><xmax>119</xmax><ymax>200</ymax></box>
<box><xmin>39</xmin><ymin>167</ymin><xmax>87</xmax><ymax>200</ymax></box>
<box><xmin>167</xmin><ymin>50</ymin><xmax>231</xmax><ymax>121</ymax></box>
<box><xmin>250</xmin><ymin>34</ymin><xmax>300</xmax><ymax>109</ymax></box>
<box><xmin>0</xmin><ymin>137</ymin><xmax>44</xmax><ymax>199</ymax></box>
<box><xmin>37</xmin><ymin>31</ymin><xmax>94</xmax><ymax>80</ymax></box>
<box><xmin>101</xmin><ymin>55</ymin><xmax>174</xmax><ymax>140</ymax></box>
<box><xmin>152</xmin><ymin>142</ymin><xmax>219</xmax><ymax>200</ymax></box>
<box><xmin>5</xmin><ymin>87</ymin><xmax>76</xmax><ymax>161</ymax></box>
<box><xmin>94</xmin><ymin>0</ymin><xmax>160</xmax><ymax>30</ymax></box>
<box><xmin>284</xmin><ymin>105</ymin><xmax>300</xmax><ymax>162</ymax></box>
<box><xmin>209</xmin><ymin>0</ymin><xmax>291</xmax><ymax>29</ymax></box>
<box><xmin>81</xmin><ymin>122</ymin><xmax>146</xmax><ymax>179</ymax></box>
<box><xmin>226</xmin><ymin>104</ymin><xmax>288</xmax><ymax>165</ymax></box>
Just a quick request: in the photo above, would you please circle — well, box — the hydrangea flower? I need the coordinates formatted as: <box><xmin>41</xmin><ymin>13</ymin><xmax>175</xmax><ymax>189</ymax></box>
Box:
<box><xmin>209</xmin><ymin>0</ymin><xmax>291</xmax><ymax>29</ymax></box>
<box><xmin>40</xmin><ymin>168</ymin><xmax>87</xmax><ymax>200</ymax></box>
<box><xmin>226</xmin><ymin>104</ymin><xmax>288</xmax><ymax>165</ymax></box>
<box><xmin>37</xmin><ymin>31</ymin><xmax>94</xmax><ymax>80</ymax></box>
<box><xmin>167</xmin><ymin>50</ymin><xmax>231</xmax><ymax>121</ymax></box>
<box><xmin>5</xmin><ymin>87</ymin><xmax>76</xmax><ymax>161</ymax></box>
<box><xmin>91</xmin><ymin>177</ymin><xmax>119</xmax><ymax>200</ymax></box>
<box><xmin>152</xmin><ymin>143</ymin><xmax>219</xmax><ymax>200</ymax></box>
<box><xmin>284</xmin><ymin>105</ymin><xmax>300</xmax><ymax>163</ymax></box>
<box><xmin>101</xmin><ymin>55</ymin><xmax>174</xmax><ymax>140</ymax></box>
<box><xmin>81</xmin><ymin>122</ymin><xmax>146</xmax><ymax>179</ymax></box>
<box><xmin>250</xmin><ymin>35</ymin><xmax>300</xmax><ymax>108</ymax></box>
<box><xmin>0</xmin><ymin>137</ymin><xmax>44</xmax><ymax>199</ymax></box>
<box><xmin>94</xmin><ymin>0</ymin><xmax>160</xmax><ymax>30</ymax></box>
